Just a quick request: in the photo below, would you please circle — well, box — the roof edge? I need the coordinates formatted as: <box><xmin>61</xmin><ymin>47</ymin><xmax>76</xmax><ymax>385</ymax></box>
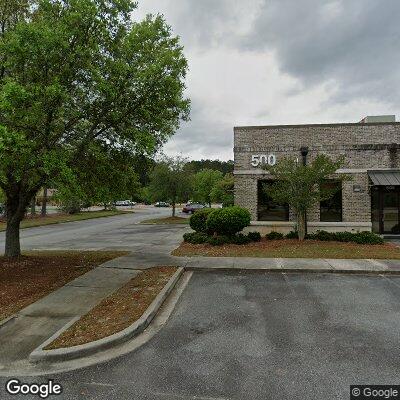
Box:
<box><xmin>234</xmin><ymin>122</ymin><xmax>400</xmax><ymax>131</ymax></box>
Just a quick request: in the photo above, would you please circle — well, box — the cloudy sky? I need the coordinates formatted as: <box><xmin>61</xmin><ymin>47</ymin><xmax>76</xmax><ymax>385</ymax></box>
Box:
<box><xmin>135</xmin><ymin>0</ymin><xmax>400</xmax><ymax>161</ymax></box>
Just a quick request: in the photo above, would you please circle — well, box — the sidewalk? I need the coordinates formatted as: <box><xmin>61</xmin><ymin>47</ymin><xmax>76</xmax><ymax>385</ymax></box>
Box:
<box><xmin>101</xmin><ymin>250</ymin><xmax>400</xmax><ymax>273</ymax></box>
<box><xmin>0</xmin><ymin>266</ymin><xmax>140</xmax><ymax>370</ymax></box>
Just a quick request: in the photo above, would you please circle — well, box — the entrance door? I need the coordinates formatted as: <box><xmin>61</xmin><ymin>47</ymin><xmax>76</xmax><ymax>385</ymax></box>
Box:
<box><xmin>371</xmin><ymin>186</ymin><xmax>400</xmax><ymax>234</ymax></box>
<box><xmin>383</xmin><ymin>187</ymin><xmax>399</xmax><ymax>233</ymax></box>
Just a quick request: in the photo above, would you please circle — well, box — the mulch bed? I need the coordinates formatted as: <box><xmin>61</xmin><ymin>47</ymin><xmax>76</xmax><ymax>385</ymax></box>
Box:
<box><xmin>172</xmin><ymin>238</ymin><xmax>400</xmax><ymax>259</ymax></box>
<box><xmin>0</xmin><ymin>251</ymin><xmax>128</xmax><ymax>321</ymax></box>
<box><xmin>45</xmin><ymin>266</ymin><xmax>177</xmax><ymax>349</ymax></box>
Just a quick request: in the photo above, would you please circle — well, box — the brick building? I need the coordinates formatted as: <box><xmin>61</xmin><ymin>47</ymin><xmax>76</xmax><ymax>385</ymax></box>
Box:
<box><xmin>234</xmin><ymin>116</ymin><xmax>400</xmax><ymax>235</ymax></box>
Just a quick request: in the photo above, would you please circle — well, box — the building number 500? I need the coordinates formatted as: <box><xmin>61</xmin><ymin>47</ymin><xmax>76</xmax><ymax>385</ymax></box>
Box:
<box><xmin>251</xmin><ymin>154</ymin><xmax>277</xmax><ymax>167</ymax></box>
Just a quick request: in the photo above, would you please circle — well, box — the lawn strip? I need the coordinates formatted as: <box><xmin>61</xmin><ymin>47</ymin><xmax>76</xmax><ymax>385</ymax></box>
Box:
<box><xmin>172</xmin><ymin>238</ymin><xmax>400</xmax><ymax>259</ymax></box>
<box><xmin>0</xmin><ymin>210</ymin><xmax>130</xmax><ymax>231</ymax></box>
<box><xmin>0</xmin><ymin>251</ymin><xmax>128</xmax><ymax>321</ymax></box>
<box><xmin>141</xmin><ymin>216</ymin><xmax>189</xmax><ymax>225</ymax></box>
<box><xmin>45</xmin><ymin>266</ymin><xmax>177</xmax><ymax>349</ymax></box>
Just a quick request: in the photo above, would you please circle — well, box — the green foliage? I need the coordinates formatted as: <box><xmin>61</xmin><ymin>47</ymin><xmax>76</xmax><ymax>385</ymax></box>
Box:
<box><xmin>183</xmin><ymin>232</ymin><xmax>209</xmax><ymax>244</ymax></box>
<box><xmin>184</xmin><ymin>159</ymin><xmax>234</xmax><ymax>175</ymax></box>
<box><xmin>266</xmin><ymin>231</ymin><xmax>284</xmax><ymax>240</ymax></box>
<box><xmin>148</xmin><ymin>156</ymin><xmax>192</xmax><ymax>216</ymax></box>
<box><xmin>264</xmin><ymin>155</ymin><xmax>348</xmax><ymax>240</ymax></box>
<box><xmin>210</xmin><ymin>173</ymin><xmax>234</xmax><ymax>207</ymax></box>
<box><xmin>189</xmin><ymin>208</ymin><xmax>214</xmax><ymax>233</ymax></box>
<box><xmin>193</xmin><ymin>169</ymin><xmax>223</xmax><ymax>207</ymax></box>
<box><xmin>231</xmin><ymin>233</ymin><xmax>252</xmax><ymax>245</ymax></box>
<box><xmin>334</xmin><ymin>231</ymin><xmax>356</xmax><ymax>242</ymax></box>
<box><xmin>0</xmin><ymin>0</ymin><xmax>190</xmax><ymax>256</ymax></box>
<box><xmin>247</xmin><ymin>231</ymin><xmax>262</xmax><ymax>242</ymax></box>
<box><xmin>206</xmin><ymin>206</ymin><xmax>251</xmax><ymax>236</ymax></box>
<box><xmin>285</xmin><ymin>231</ymin><xmax>299</xmax><ymax>239</ymax></box>
<box><xmin>207</xmin><ymin>235</ymin><xmax>231</xmax><ymax>246</ymax></box>
<box><xmin>351</xmin><ymin>231</ymin><xmax>384</xmax><ymax>245</ymax></box>
<box><xmin>307</xmin><ymin>230</ymin><xmax>384</xmax><ymax>245</ymax></box>
<box><xmin>307</xmin><ymin>230</ymin><xmax>336</xmax><ymax>241</ymax></box>
<box><xmin>59</xmin><ymin>197</ymin><xmax>82</xmax><ymax>215</ymax></box>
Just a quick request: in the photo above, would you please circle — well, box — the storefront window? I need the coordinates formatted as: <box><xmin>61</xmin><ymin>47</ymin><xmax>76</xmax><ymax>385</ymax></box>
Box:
<box><xmin>320</xmin><ymin>181</ymin><xmax>342</xmax><ymax>222</ymax></box>
<box><xmin>257</xmin><ymin>180</ymin><xmax>289</xmax><ymax>221</ymax></box>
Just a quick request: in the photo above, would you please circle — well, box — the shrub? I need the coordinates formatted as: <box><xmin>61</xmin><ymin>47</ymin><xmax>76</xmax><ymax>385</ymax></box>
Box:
<box><xmin>207</xmin><ymin>235</ymin><xmax>232</xmax><ymax>246</ymax></box>
<box><xmin>334</xmin><ymin>231</ymin><xmax>355</xmax><ymax>242</ymax></box>
<box><xmin>183</xmin><ymin>232</ymin><xmax>209</xmax><ymax>244</ymax></box>
<box><xmin>285</xmin><ymin>230</ymin><xmax>299</xmax><ymax>239</ymax></box>
<box><xmin>189</xmin><ymin>208</ymin><xmax>214</xmax><ymax>233</ymax></box>
<box><xmin>232</xmin><ymin>233</ymin><xmax>252</xmax><ymax>245</ymax></box>
<box><xmin>247</xmin><ymin>231</ymin><xmax>261</xmax><ymax>242</ymax></box>
<box><xmin>306</xmin><ymin>230</ymin><xmax>384</xmax><ymax>245</ymax></box>
<box><xmin>206</xmin><ymin>206</ymin><xmax>251</xmax><ymax>236</ymax></box>
<box><xmin>266</xmin><ymin>231</ymin><xmax>284</xmax><ymax>240</ymax></box>
<box><xmin>307</xmin><ymin>230</ymin><xmax>336</xmax><ymax>241</ymax></box>
<box><xmin>352</xmin><ymin>231</ymin><xmax>384</xmax><ymax>245</ymax></box>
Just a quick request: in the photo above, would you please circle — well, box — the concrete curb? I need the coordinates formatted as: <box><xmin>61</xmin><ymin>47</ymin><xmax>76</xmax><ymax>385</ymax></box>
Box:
<box><xmin>29</xmin><ymin>267</ymin><xmax>184</xmax><ymax>363</ymax></box>
<box><xmin>185</xmin><ymin>266</ymin><xmax>400</xmax><ymax>275</ymax></box>
<box><xmin>0</xmin><ymin>314</ymin><xmax>17</xmax><ymax>330</ymax></box>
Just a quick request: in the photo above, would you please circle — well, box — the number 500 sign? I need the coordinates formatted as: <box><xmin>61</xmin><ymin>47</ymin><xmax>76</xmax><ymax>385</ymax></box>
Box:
<box><xmin>251</xmin><ymin>154</ymin><xmax>277</xmax><ymax>167</ymax></box>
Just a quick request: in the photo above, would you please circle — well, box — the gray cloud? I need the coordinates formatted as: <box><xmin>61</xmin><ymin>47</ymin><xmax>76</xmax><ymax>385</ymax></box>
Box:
<box><xmin>136</xmin><ymin>0</ymin><xmax>400</xmax><ymax>161</ymax></box>
<box><xmin>163</xmin><ymin>98</ymin><xmax>233</xmax><ymax>160</ymax></box>
<box><xmin>242</xmin><ymin>0</ymin><xmax>400</xmax><ymax>104</ymax></box>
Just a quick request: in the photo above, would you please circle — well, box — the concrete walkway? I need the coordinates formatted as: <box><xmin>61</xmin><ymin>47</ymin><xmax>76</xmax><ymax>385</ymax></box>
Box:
<box><xmin>0</xmin><ymin>266</ymin><xmax>140</xmax><ymax>370</ymax></box>
<box><xmin>101</xmin><ymin>251</ymin><xmax>400</xmax><ymax>273</ymax></box>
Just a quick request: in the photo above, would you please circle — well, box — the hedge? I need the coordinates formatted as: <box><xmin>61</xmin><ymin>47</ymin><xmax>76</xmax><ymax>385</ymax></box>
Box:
<box><xmin>206</xmin><ymin>206</ymin><xmax>251</xmax><ymax>236</ymax></box>
<box><xmin>189</xmin><ymin>208</ymin><xmax>214</xmax><ymax>233</ymax></box>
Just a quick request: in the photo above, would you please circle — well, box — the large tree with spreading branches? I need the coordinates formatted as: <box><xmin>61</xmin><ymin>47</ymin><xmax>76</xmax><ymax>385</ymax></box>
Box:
<box><xmin>0</xmin><ymin>0</ymin><xmax>190</xmax><ymax>256</ymax></box>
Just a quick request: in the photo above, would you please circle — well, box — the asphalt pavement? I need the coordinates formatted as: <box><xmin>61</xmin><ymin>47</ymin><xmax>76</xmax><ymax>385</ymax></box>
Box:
<box><xmin>0</xmin><ymin>206</ymin><xmax>176</xmax><ymax>252</ymax></box>
<box><xmin>1</xmin><ymin>271</ymin><xmax>399</xmax><ymax>400</ymax></box>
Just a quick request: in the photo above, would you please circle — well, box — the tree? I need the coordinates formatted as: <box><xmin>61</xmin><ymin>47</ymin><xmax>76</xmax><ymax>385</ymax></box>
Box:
<box><xmin>0</xmin><ymin>0</ymin><xmax>190</xmax><ymax>256</ymax></box>
<box><xmin>184</xmin><ymin>159</ymin><xmax>234</xmax><ymax>175</ymax></box>
<box><xmin>54</xmin><ymin>144</ymin><xmax>142</xmax><ymax>212</ymax></box>
<box><xmin>0</xmin><ymin>0</ymin><xmax>30</xmax><ymax>38</ymax></box>
<box><xmin>264</xmin><ymin>155</ymin><xmax>347</xmax><ymax>240</ymax></box>
<box><xmin>210</xmin><ymin>173</ymin><xmax>234</xmax><ymax>207</ymax></box>
<box><xmin>193</xmin><ymin>169</ymin><xmax>223</xmax><ymax>207</ymax></box>
<box><xmin>148</xmin><ymin>156</ymin><xmax>192</xmax><ymax>216</ymax></box>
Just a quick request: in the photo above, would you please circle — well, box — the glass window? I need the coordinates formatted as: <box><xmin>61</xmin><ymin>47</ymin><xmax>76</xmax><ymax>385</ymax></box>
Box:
<box><xmin>320</xmin><ymin>181</ymin><xmax>342</xmax><ymax>222</ymax></box>
<box><xmin>257</xmin><ymin>180</ymin><xmax>289</xmax><ymax>221</ymax></box>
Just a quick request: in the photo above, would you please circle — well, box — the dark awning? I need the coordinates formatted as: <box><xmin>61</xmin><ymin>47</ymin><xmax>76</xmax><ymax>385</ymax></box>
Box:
<box><xmin>368</xmin><ymin>170</ymin><xmax>400</xmax><ymax>186</ymax></box>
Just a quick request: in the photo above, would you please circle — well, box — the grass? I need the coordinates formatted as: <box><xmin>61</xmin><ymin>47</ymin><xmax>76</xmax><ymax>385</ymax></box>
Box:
<box><xmin>141</xmin><ymin>216</ymin><xmax>189</xmax><ymax>225</ymax></box>
<box><xmin>172</xmin><ymin>238</ymin><xmax>400</xmax><ymax>259</ymax></box>
<box><xmin>45</xmin><ymin>266</ymin><xmax>177</xmax><ymax>349</ymax></box>
<box><xmin>0</xmin><ymin>210</ymin><xmax>129</xmax><ymax>231</ymax></box>
<box><xmin>0</xmin><ymin>250</ymin><xmax>128</xmax><ymax>322</ymax></box>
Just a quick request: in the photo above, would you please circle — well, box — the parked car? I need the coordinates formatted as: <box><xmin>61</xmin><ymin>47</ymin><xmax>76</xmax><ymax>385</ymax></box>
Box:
<box><xmin>154</xmin><ymin>201</ymin><xmax>170</xmax><ymax>207</ymax></box>
<box><xmin>115</xmin><ymin>200</ymin><xmax>136</xmax><ymax>207</ymax></box>
<box><xmin>182</xmin><ymin>203</ymin><xmax>206</xmax><ymax>214</ymax></box>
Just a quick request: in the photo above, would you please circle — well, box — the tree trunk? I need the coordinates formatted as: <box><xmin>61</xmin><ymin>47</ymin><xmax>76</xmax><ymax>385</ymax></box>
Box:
<box><xmin>30</xmin><ymin>197</ymin><xmax>36</xmax><ymax>215</ymax></box>
<box><xmin>41</xmin><ymin>187</ymin><xmax>47</xmax><ymax>216</ymax></box>
<box><xmin>297</xmin><ymin>210</ymin><xmax>306</xmax><ymax>241</ymax></box>
<box><xmin>172</xmin><ymin>202</ymin><xmax>176</xmax><ymax>217</ymax></box>
<box><xmin>5</xmin><ymin>212</ymin><xmax>23</xmax><ymax>257</ymax></box>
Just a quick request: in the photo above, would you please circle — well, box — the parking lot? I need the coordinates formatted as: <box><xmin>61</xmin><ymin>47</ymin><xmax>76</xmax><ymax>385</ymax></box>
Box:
<box><xmin>2</xmin><ymin>270</ymin><xmax>399</xmax><ymax>399</ymax></box>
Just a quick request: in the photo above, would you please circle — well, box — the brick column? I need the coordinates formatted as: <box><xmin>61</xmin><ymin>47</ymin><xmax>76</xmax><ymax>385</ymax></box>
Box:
<box><xmin>234</xmin><ymin>175</ymin><xmax>258</xmax><ymax>220</ymax></box>
<box><xmin>342</xmin><ymin>173</ymin><xmax>371</xmax><ymax>223</ymax></box>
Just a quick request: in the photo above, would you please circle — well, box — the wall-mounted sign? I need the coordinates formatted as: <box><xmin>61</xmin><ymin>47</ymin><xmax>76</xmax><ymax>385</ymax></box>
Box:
<box><xmin>251</xmin><ymin>154</ymin><xmax>277</xmax><ymax>167</ymax></box>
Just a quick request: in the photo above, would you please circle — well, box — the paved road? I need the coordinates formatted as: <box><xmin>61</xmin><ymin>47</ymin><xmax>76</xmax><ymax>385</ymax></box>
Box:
<box><xmin>0</xmin><ymin>206</ymin><xmax>176</xmax><ymax>252</ymax></box>
<box><xmin>1</xmin><ymin>271</ymin><xmax>399</xmax><ymax>399</ymax></box>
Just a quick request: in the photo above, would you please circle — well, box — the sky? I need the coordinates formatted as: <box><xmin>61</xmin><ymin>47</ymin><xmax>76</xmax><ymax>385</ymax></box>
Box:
<box><xmin>135</xmin><ymin>0</ymin><xmax>400</xmax><ymax>161</ymax></box>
